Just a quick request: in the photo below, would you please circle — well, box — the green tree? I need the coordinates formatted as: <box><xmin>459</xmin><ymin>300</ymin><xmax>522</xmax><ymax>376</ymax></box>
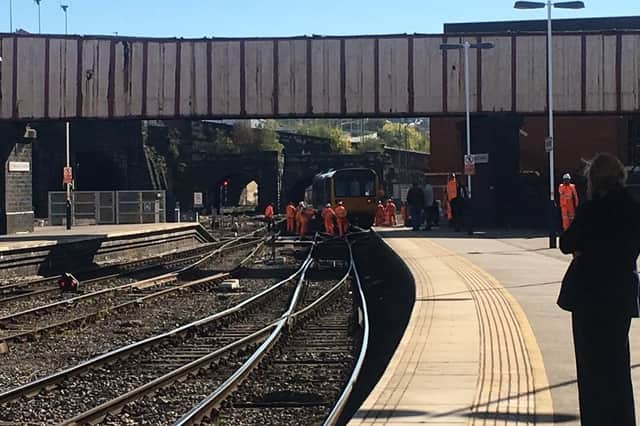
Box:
<box><xmin>231</xmin><ymin>122</ymin><xmax>283</xmax><ymax>153</ymax></box>
<box><xmin>297</xmin><ymin>123</ymin><xmax>352</xmax><ymax>153</ymax></box>
<box><xmin>378</xmin><ymin>122</ymin><xmax>430</xmax><ymax>152</ymax></box>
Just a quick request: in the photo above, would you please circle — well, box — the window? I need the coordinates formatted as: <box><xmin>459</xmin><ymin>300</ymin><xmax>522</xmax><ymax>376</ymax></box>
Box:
<box><xmin>334</xmin><ymin>170</ymin><xmax>375</xmax><ymax>198</ymax></box>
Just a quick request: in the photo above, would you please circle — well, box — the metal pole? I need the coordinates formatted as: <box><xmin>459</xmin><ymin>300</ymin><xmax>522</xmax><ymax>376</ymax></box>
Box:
<box><xmin>36</xmin><ymin>0</ymin><xmax>41</xmax><ymax>34</ymax></box>
<box><xmin>464</xmin><ymin>42</ymin><xmax>472</xmax><ymax>198</ymax></box>
<box><xmin>547</xmin><ymin>1</ymin><xmax>557</xmax><ymax>248</ymax></box>
<box><xmin>9</xmin><ymin>0</ymin><xmax>12</xmax><ymax>32</ymax></box>
<box><xmin>65</xmin><ymin>122</ymin><xmax>71</xmax><ymax>229</ymax></box>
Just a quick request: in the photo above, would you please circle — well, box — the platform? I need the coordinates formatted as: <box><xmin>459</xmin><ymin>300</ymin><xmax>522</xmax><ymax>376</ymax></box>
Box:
<box><xmin>352</xmin><ymin>228</ymin><xmax>640</xmax><ymax>425</ymax></box>
<box><xmin>0</xmin><ymin>222</ymin><xmax>212</xmax><ymax>280</ymax></box>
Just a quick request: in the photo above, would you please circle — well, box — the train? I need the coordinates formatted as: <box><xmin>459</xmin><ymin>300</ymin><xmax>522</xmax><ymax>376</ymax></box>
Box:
<box><xmin>305</xmin><ymin>168</ymin><xmax>382</xmax><ymax>228</ymax></box>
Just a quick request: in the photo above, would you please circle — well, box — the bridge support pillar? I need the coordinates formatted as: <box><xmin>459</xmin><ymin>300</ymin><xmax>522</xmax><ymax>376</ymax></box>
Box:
<box><xmin>0</xmin><ymin>124</ymin><xmax>34</xmax><ymax>235</ymax></box>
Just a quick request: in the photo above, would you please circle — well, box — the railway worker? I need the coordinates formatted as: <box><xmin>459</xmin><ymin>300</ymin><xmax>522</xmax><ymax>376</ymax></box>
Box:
<box><xmin>335</xmin><ymin>201</ymin><xmax>348</xmax><ymax>238</ymax></box>
<box><xmin>374</xmin><ymin>201</ymin><xmax>386</xmax><ymax>226</ymax></box>
<box><xmin>299</xmin><ymin>202</ymin><xmax>315</xmax><ymax>237</ymax></box>
<box><xmin>446</xmin><ymin>173</ymin><xmax>457</xmax><ymax>224</ymax></box>
<box><xmin>264</xmin><ymin>203</ymin><xmax>275</xmax><ymax>232</ymax></box>
<box><xmin>321</xmin><ymin>203</ymin><xmax>336</xmax><ymax>235</ymax></box>
<box><xmin>285</xmin><ymin>201</ymin><xmax>296</xmax><ymax>234</ymax></box>
<box><xmin>559</xmin><ymin>173</ymin><xmax>579</xmax><ymax>231</ymax></box>
<box><xmin>385</xmin><ymin>199</ymin><xmax>397</xmax><ymax>227</ymax></box>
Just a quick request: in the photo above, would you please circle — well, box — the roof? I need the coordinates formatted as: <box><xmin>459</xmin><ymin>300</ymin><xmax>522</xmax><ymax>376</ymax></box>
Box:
<box><xmin>444</xmin><ymin>16</ymin><xmax>640</xmax><ymax>34</ymax></box>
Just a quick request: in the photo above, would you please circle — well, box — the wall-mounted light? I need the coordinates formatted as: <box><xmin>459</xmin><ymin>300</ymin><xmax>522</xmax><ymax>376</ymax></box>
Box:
<box><xmin>23</xmin><ymin>124</ymin><xmax>38</xmax><ymax>140</ymax></box>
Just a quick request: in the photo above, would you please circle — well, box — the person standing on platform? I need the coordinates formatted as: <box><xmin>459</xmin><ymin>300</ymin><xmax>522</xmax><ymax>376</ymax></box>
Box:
<box><xmin>558</xmin><ymin>153</ymin><xmax>640</xmax><ymax>426</ymax></box>
<box><xmin>450</xmin><ymin>180</ymin><xmax>467</xmax><ymax>232</ymax></box>
<box><xmin>423</xmin><ymin>181</ymin><xmax>434</xmax><ymax>230</ymax></box>
<box><xmin>285</xmin><ymin>201</ymin><xmax>296</xmax><ymax>234</ymax></box>
<box><xmin>321</xmin><ymin>203</ymin><xmax>336</xmax><ymax>235</ymax></box>
<box><xmin>446</xmin><ymin>173</ymin><xmax>458</xmax><ymax>224</ymax></box>
<box><xmin>375</xmin><ymin>201</ymin><xmax>386</xmax><ymax>227</ymax></box>
<box><xmin>406</xmin><ymin>182</ymin><xmax>425</xmax><ymax>232</ymax></box>
<box><xmin>335</xmin><ymin>201</ymin><xmax>348</xmax><ymax>237</ymax></box>
<box><xmin>559</xmin><ymin>173</ymin><xmax>580</xmax><ymax>232</ymax></box>
<box><xmin>385</xmin><ymin>199</ymin><xmax>397</xmax><ymax>227</ymax></box>
<box><xmin>264</xmin><ymin>203</ymin><xmax>274</xmax><ymax>232</ymax></box>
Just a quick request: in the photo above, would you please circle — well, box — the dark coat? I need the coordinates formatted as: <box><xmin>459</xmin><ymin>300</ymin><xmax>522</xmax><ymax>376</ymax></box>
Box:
<box><xmin>406</xmin><ymin>186</ymin><xmax>425</xmax><ymax>208</ymax></box>
<box><xmin>558</xmin><ymin>188</ymin><xmax>640</xmax><ymax>317</ymax></box>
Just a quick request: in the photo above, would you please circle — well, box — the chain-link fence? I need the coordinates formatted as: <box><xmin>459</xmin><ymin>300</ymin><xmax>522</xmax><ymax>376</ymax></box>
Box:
<box><xmin>48</xmin><ymin>191</ymin><xmax>166</xmax><ymax>226</ymax></box>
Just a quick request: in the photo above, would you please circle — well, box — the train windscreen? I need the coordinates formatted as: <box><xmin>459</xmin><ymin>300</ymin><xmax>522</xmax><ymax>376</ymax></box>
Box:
<box><xmin>334</xmin><ymin>170</ymin><xmax>376</xmax><ymax>198</ymax></box>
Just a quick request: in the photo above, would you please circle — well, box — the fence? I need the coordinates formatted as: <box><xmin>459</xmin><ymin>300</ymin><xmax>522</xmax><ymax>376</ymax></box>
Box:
<box><xmin>48</xmin><ymin>191</ymin><xmax>166</xmax><ymax>226</ymax></box>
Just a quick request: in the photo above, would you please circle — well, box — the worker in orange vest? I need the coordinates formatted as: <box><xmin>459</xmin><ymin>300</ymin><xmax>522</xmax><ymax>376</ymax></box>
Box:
<box><xmin>285</xmin><ymin>202</ymin><xmax>296</xmax><ymax>234</ymax></box>
<box><xmin>335</xmin><ymin>201</ymin><xmax>348</xmax><ymax>237</ymax></box>
<box><xmin>321</xmin><ymin>203</ymin><xmax>336</xmax><ymax>235</ymax></box>
<box><xmin>374</xmin><ymin>201</ymin><xmax>386</xmax><ymax>226</ymax></box>
<box><xmin>264</xmin><ymin>203</ymin><xmax>274</xmax><ymax>232</ymax></box>
<box><xmin>385</xmin><ymin>199</ymin><xmax>397</xmax><ymax>226</ymax></box>
<box><xmin>446</xmin><ymin>173</ymin><xmax>457</xmax><ymax>223</ymax></box>
<box><xmin>559</xmin><ymin>173</ymin><xmax>579</xmax><ymax>231</ymax></box>
<box><xmin>298</xmin><ymin>202</ymin><xmax>314</xmax><ymax>237</ymax></box>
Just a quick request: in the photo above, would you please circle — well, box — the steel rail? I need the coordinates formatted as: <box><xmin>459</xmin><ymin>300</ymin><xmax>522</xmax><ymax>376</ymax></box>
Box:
<box><xmin>0</xmin><ymin>238</ymin><xmax>313</xmax><ymax>406</ymax></box>
<box><xmin>174</xmin><ymin>236</ymin><xmax>360</xmax><ymax>426</ymax></box>
<box><xmin>323</xmin><ymin>238</ymin><xmax>371</xmax><ymax>426</ymax></box>
<box><xmin>0</xmin><ymin>238</ymin><xmax>265</xmax><ymax>344</ymax></box>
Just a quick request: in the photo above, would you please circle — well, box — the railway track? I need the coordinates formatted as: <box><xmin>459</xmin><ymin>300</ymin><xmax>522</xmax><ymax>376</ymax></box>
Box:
<box><xmin>0</xmin><ymin>234</ymin><xmax>370</xmax><ymax>425</ymax></box>
<box><xmin>0</xmin><ymin>236</ymin><xmax>265</xmax><ymax>344</ymax></box>
<box><xmin>0</xmin><ymin>237</ymin><xmax>316</xmax><ymax>425</ymax></box>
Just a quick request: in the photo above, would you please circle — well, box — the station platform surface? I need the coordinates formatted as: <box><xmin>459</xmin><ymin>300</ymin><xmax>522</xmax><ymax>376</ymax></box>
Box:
<box><xmin>0</xmin><ymin>222</ymin><xmax>200</xmax><ymax>252</ymax></box>
<box><xmin>352</xmin><ymin>227</ymin><xmax>640</xmax><ymax>425</ymax></box>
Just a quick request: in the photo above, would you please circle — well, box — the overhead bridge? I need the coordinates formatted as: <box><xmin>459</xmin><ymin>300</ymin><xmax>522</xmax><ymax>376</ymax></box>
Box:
<box><xmin>0</xmin><ymin>30</ymin><xmax>639</xmax><ymax>121</ymax></box>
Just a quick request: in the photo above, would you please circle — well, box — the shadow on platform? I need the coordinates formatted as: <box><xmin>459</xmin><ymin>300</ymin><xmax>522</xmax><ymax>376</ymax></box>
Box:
<box><xmin>374</xmin><ymin>227</ymin><xmax>549</xmax><ymax>240</ymax></box>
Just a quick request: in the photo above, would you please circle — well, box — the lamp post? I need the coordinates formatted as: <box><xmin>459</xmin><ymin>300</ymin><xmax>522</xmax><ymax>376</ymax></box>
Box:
<box><xmin>61</xmin><ymin>4</ymin><xmax>68</xmax><ymax>35</ymax></box>
<box><xmin>514</xmin><ymin>1</ymin><xmax>585</xmax><ymax>248</ymax></box>
<box><xmin>61</xmin><ymin>3</ymin><xmax>71</xmax><ymax>229</ymax></box>
<box><xmin>34</xmin><ymin>0</ymin><xmax>42</xmax><ymax>33</ymax></box>
<box><xmin>9</xmin><ymin>0</ymin><xmax>13</xmax><ymax>32</ymax></box>
<box><xmin>439</xmin><ymin>41</ymin><xmax>494</xmax><ymax>199</ymax></box>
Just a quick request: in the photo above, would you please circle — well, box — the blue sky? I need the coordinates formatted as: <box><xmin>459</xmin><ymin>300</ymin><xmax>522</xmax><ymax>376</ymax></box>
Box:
<box><xmin>4</xmin><ymin>1</ymin><xmax>639</xmax><ymax>38</ymax></box>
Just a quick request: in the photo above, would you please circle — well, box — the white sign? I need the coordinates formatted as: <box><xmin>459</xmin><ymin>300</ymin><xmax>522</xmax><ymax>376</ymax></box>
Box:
<box><xmin>545</xmin><ymin>137</ymin><xmax>554</xmax><ymax>153</ymax></box>
<box><xmin>8</xmin><ymin>162</ymin><xmax>30</xmax><ymax>172</ymax></box>
<box><xmin>193</xmin><ymin>192</ymin><xmax>203</xmax><ymax>208</ymax></box>
<box><xmin>464</xmin><ymin>155</ymin><xmax>476</xmax><ymax>176</ymax></box>
<box><xmin>472</xmin><ymin>153</ymin><xmax>489</xmax><ymax>164</ymax></box>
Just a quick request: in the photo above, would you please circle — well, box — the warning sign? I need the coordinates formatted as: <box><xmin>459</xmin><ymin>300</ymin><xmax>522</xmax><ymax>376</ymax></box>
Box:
<box><xmin>63</xmin><ymin>167</ymin><xmax>73</xmax><ymax>185</ymax></box>
<box><xmin>193</xmin><ymin>192</ymin><xmax>204</xmax><ymax>208</ymax></box>
<box><xmin>464</xmin><ymin>155</ymin><xmax>475</xmax><ymax>176</ymax></box>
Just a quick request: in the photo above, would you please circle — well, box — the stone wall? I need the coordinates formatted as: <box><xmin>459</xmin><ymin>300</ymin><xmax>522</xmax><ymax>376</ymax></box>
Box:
<box><xmin>0</xmin><ymin>123</ymin><xmax>34</xmax><ymax>234</ymax></box>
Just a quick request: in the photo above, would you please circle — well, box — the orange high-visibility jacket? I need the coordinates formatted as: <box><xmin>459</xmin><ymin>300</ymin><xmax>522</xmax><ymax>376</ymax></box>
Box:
<box><xmin>285</xmin><ymin>204</ymin><xmax>296</xmax><ymax>219</ymax></box>
<box><xmin>322</xmin><ymin>207</ymin><xmax>336</xmax><ymax>221</ymax></box>
<box><xmin>558</xmin><ymin>184</ymin><xmax>579</xmax><ymax>211</ymax></box>
<box><xmin>335</xmin><ymin>205</ymin><xmax>347</xmax><ymax>219</ymax></box>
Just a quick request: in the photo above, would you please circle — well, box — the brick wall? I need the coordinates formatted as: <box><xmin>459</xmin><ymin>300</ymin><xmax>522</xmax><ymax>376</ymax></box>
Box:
<box><xmin>0</xmin><ymin>124</ymin><xmax>33</xmax><ymax>234</ymax></box>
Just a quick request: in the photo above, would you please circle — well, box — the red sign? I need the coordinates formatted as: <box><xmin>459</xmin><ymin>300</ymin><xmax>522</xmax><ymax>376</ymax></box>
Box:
<box><xmin>63</xmin><ymin>167</ymin><xmax>73</xmax><ymax>185</ymax></box>
<box><xmin>464</xmin><ymin>155</ymin><xmax>475</xmax><ymax>176</ymax></box>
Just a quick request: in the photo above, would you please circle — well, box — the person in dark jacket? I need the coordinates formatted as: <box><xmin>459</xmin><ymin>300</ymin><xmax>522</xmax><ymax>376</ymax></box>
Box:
<box><xmin>406</xmin><ymin>182</ymin><xmax>425</xmax><ymax>231</ymax></box>
<box><xmin>558</xmin><ymin>153</ymin><xmax>640</xmax><ymax>426</ymax></box>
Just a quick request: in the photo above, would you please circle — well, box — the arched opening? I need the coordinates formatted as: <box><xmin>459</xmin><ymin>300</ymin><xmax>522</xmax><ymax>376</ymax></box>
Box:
<box><xmin>74</xmin><ymin>151</ymin><xmax>126</xmax><ymax>190</ymax></box>
<box><xmin>286</xmin><ymin>175</ymin><xmax>315</xmax><ymax>204</ymax></box>
<box><xmin>239</xmin><ymin>180</ymin><xmax>259</xmax><ymax>207</ymax></box>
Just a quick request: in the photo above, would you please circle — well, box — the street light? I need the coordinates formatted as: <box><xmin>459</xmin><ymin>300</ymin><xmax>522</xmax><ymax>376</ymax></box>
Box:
<box><xmin>34</xmin><ymin>0</ymin><xmax>42</xmax><ymax>33</ymax></box>
<box><xmin>439</xmin><ymin>41</ymin><xmax>494</xmax><ymax>200</ymax></box>
<box><xmin>61</xmin><ymin>4</ymin><xmax>68</xmax><ymax>35</ymax></box>
<box><xmin>61</xmin><ymin>3</ymin><xmax>71</xmax><ymax>229</ymax></box>
<box><xmin>8</xmin><ymin>0</ymin><xmax>13</xmax><ymax>32</ymax></box>
<box><xmin>514</xmin><ymin>1</ymin><xmax>585</xmax><ymax>248</ymax></box>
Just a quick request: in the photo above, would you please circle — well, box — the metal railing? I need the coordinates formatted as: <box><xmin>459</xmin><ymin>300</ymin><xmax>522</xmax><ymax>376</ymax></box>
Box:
<box><xmin>48</xmin><ymin>190</ymin><xmax>166</xmax><ymax>226</ymax></box>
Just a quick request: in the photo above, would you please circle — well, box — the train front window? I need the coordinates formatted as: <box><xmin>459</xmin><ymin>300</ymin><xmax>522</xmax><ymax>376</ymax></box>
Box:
<box><xmin>334</xmin><ymin>171</ymin><xmax>375</xmax><ymax>197</ymax></box>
